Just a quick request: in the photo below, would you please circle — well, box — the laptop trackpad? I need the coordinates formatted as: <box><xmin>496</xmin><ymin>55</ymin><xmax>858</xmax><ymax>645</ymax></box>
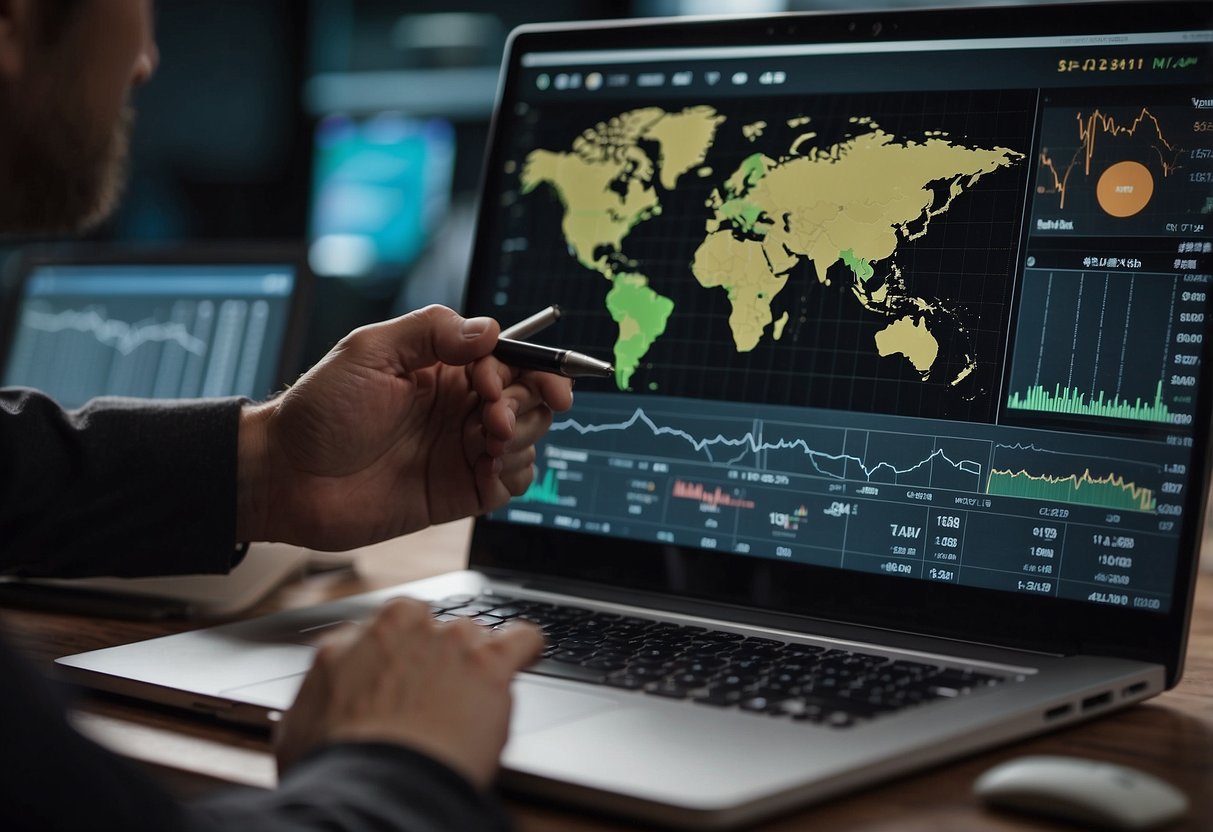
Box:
<box><xmin>511</xmin><ymin>677</ymin><xmax>621</xmax><ymax>736</ymax></box>
<box><xmin>220</xmin><ymin>672</ymin><xmax>619</xmax><ymax>731</ymax></box>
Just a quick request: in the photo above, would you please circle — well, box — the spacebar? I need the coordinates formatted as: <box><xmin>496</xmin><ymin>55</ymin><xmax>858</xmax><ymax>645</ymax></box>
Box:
<box><xmin>524</xmin><ymin>659</ymin><xmax>607</xmax><ymax>685</ymax></box>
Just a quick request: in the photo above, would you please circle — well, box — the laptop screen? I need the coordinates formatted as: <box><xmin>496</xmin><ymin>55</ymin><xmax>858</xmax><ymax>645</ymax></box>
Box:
<box><xmin>2</xmin><ymin>257</ymin><xmax>303</xmax><ymax>409</ymax></box>
<box><xmin>465</xmin><ymin>3</ymin><xmax>1213</xmax><ymax>657</ymax></box>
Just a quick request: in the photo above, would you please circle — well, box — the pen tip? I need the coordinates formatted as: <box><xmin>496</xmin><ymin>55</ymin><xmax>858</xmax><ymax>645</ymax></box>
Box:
<box><xmin>551</xmin><ymin>304</ymin><xmax>562</xmax><ymax>318</ymax></box>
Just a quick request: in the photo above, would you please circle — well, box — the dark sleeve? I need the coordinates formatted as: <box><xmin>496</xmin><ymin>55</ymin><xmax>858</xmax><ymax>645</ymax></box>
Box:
<box><xmin>193</xmin><ymin>744</ymin><xmax>512</xmax><ymax>832</ymax></box>
<box><xmin>0</xmin><ymin>635</ymin><xmax>512</xmax><ymax>832</ymax></box>
<box><xmin>2</xmin><ymin>632</ymin><xmax>196</xmax><ymax>832</ymax></box>
<box><xmin>0</xmin><ymin>388</ymin><xmax>243</xmax><ymax>578</ymax></box>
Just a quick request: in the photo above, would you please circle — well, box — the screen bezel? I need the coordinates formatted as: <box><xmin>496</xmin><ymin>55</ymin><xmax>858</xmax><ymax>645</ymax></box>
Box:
<box><xmin>0</xmin><ymin>242</ymin><xmax>314</xmax><ymax>400</ymax></box>
<box><xmin>465</xmin><ymin>1</ymin><xmax>1213</xmax><ymax>686</ymax></box>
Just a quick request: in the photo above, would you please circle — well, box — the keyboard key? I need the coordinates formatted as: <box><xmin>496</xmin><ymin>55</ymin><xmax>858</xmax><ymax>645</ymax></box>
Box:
<box><xmin>527</xmin><ymin>659</ymin><xmax>606</xmax><ymax>685</ymax></box>
<box><xmin>692</xmin><ymin>689</ymin><xmax>743</xmax><ymax>707</ymax></box>
<box><xmin>444</xmin><ymin>604</ymin><xmax>494</xmax><ymax>617</ymax></box>
<box><xmin>476</xmin><ymin>593</ymin><xmax>516</xmax><ymax>607</ymax></box>
<box><xmin>626</xmin><ymin>664</ymin><xmax>673</xmax><ymax>678</ymax></box>
<box><xmin>888</xmin><ymin>659</ymin><xmax>939</xmax><ymax>677</ymax></box>
<box><xmin>739</xmin><ymin>696</ymin><xmax>771</xmax><ymax>711</ymax></box>
<box><xmin>826</xmin><ymin>712</ymin><xmax>856</xmax><ymax>728</ymax></box>
<box><xmin>669</xmin><ymin>672</ymin><xmax>714</xmax><ymax>687</ymax></box>
<box><xmin>551</xmin><ymin>649</ymin><xmax>595</xmax><ymax>664</ymax></box>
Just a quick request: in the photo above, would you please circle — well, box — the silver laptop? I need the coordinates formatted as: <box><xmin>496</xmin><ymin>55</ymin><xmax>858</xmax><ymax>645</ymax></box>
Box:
<box><xmin>57</xmin><ymin>3</ymin><xmax>1213</xmax><ymax>828</ymax></box>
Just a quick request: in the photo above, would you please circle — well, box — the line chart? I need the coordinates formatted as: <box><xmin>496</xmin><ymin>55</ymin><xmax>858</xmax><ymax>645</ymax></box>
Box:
<box><xmin>988</xmin><ymin>439</ymin><xmax>1160</xmax><ymax>512</ymax></box>
<box><xmin>1037</xmin><ymin>106</ymin><xmax>1183</xmax><ymax>211</ymax></box>
<box><xmin>547</xmin><ymin>406</ymin><xmax>985</xmax><ymax>484</ymax></box>
<box><xmin>1029</xmin><ymin>101</ymin><xmax>1207</xmax><ymax>234</ymax></box>
<box><xmin>986</xmin><ymin>467</ymin><xmax>1156</xmax><ymax>512</ymax></box>
<box><xmin>20</xmin><ymin>306</ymin><xmax>207</xmax><ymax>356</ymax></box>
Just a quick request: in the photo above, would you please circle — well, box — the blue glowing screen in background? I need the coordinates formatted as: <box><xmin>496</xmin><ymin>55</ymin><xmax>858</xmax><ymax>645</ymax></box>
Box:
<box><xmin>309</xmin><ymin>113</ymin><xmax>455</xmax><ymax>278</ymax></box>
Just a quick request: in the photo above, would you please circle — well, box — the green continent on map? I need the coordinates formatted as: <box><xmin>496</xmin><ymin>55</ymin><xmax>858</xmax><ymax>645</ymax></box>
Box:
<box><xmin>605</xmin><ymin>274</ymin><xmax>675</xmax><ymax>390</ymax></box>
<box><xmin>520</xmin><ymin>105</ymin><xmax>724</xmax><ymax>388</ymax></box>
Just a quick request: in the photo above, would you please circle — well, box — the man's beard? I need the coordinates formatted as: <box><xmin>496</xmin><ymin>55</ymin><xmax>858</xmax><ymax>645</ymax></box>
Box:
<box><xmin>0</xmin><ymin>101</ymin><xmax>133</xmax><ymax>235</ymax></box>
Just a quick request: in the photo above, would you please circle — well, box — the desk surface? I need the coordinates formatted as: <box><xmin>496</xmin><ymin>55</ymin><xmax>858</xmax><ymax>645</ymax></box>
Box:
<box><xmin>4</xmin><ymin>519</ymin><xmax>1212</xmax><ymax>832</ymax></box>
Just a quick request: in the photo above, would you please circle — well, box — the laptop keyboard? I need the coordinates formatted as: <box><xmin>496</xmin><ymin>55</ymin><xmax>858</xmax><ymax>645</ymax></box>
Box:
<box><xmin>431</xmin><ymin>593</ymin><xmax>1011</xmax><ymax>729</ymax></box>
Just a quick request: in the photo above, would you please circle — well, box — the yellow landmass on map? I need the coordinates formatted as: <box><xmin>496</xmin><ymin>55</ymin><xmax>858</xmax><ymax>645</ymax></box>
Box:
<box><xmin>788</xmin><ymin>131</ymin><xmax>818</xmax><ymax>155</ymax></box>
<box><xmin>521</xmin><ymin>147</ymin><xmax>659</xmax><ymax>275</ymax></box>
<box><xmin>692</xmin><ymin>232</ymin><xmax>789</xmax><ymax>351</ymax></box>
<box><xmin>520</xmin><ymin>106</ymin><xmax>725</xmax><ymax>275</ymax></box>
<box><xmin>642</xmin><ymin>106</ymin><xmax>727</xmax><ymax>189</ymax></box>
<box><xmin>757</xmin><ymin>128</ymin><xmax>1022</xmax><ymax>286</ymax></box>
<box><xmin>519</xmin><ymin>106</ymin><xmax>724</xmax><ymax>388</ymax></box>
<box><xmin>773</xmin><ymin>311</ymin><xmax>789</xmax><ymax>340</ymax></box>
<box><xmin>742</xmin><ymin>120</ymin><xmax>767</xmax><ymax>142</ymax></box>
<box><xmin>692</xmin><ymin>122</ymin><xmax>1023</xmax><ymax>372</ymax></box>
<box><xmin>874</xmin><ymin>315</ymin><xmax>939</xmax><ymax>377</ymax></box>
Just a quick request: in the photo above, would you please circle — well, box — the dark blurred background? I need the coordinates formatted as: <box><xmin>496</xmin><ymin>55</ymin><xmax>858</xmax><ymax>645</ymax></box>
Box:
<box><xmin>0</xmin><ymin>0</ymin><xmax>1080</xmax><ymax>370</ymax></box>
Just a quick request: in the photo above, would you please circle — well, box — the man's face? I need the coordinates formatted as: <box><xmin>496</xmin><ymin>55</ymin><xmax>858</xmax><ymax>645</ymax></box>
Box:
<box><xmin>0</xmin><ymin>0</ymin><xmax>158</xmax><ymax>234</ymax></box>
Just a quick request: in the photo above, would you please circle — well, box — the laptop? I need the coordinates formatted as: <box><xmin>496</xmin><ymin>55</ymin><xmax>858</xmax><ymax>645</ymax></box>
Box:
<box><xmin>55</xmin><ymin>3</ymin><xmax>1213</xmax><ymax>827</ymax></box>
<box><xmin>0</xmin><ymin>246</ymin><xmax>312</xmax><ymax>616</ymax></box>
<box><xmin>0</xmin><ymin>245</ymin><xmax>310</xmax><ymax>407</ymax></box>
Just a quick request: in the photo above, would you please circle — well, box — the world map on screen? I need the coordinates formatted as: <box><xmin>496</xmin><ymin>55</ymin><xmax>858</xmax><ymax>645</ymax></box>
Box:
<box><xmin>520</xmin><ymin>105</ymin><xmax>1025</xmax><ymax>392</ymax></box>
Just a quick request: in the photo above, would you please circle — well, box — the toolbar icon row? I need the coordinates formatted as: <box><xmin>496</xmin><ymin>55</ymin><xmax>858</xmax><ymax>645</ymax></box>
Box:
<box><xmin>535</xmin><ymin>69</ymin><xmax>787</xmax><ymax>90</ymax></box>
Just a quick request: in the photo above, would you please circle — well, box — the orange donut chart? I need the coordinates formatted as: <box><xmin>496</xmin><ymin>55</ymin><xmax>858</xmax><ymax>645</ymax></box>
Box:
<box><xmin>1095</xmin><ymin>160</ymin><xmax>1154</xmax><ymax>217</ymax></box>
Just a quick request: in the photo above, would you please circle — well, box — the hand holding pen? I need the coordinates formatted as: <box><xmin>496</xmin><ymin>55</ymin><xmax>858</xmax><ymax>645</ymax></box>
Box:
<box><xmin>494</xmin><ymin>305</ymin><xmax>615</xmax><ymax>379</ymax></box>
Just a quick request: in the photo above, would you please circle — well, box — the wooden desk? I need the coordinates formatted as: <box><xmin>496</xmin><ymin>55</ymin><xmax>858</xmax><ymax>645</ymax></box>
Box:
<box><xmin>4</xmin><ymin>519</ymin><xmax>1212</xmax><ymax>831</ymax></box>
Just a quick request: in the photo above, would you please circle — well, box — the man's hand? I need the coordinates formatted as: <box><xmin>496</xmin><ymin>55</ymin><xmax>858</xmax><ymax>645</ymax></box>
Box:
<box><xmin>275</xmin><ymin>598</ymin><xmax>544</xmax><ymax>788</ymax></box>
<box><xmin>236</xmin><ymin>305</ymin><xmax>573</xmax><ymax>550</ymax></box>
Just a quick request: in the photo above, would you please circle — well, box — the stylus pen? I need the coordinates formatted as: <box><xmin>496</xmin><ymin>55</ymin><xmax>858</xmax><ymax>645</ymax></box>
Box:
<box><xmin>500</xmin><ymin>304</ymin><xmax>562</xmax><ymax>340</ymax></box>
<box><xmin>493</xmin><ymin>337</ymin><xmax>615</xmax><ymax>378</ymax></box>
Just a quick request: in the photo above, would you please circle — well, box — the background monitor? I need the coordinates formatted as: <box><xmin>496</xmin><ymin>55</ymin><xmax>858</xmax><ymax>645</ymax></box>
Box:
<box><xmin>308</xmin><ymin>113</ymin><xmax>455</xmax><ymax>280</ymax></box>
<box><xmin>0</xmin><ymin>247</ymin><xmax>310</xmax><ymax>409</ymax></box>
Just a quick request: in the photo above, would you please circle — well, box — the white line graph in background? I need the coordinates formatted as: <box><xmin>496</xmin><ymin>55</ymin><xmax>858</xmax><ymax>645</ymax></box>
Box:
<box><xmin>20</xmin><ymin>306</ymin><xmax>207</xmax><ymax>357</ymax></box>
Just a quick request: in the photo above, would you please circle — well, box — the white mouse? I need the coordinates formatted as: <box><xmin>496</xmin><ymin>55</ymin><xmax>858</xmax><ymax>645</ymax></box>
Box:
<box><xmin>974</xmin><ymin>755</ymin><xmax>1189</xmax><ymax>831</ymax></box>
